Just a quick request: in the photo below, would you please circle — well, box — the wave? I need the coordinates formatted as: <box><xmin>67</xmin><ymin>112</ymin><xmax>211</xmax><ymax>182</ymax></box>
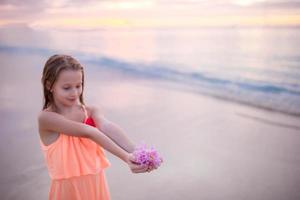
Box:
<box><xmin>83</xmin><ymin>56</ymin><xmax>300</xmax><ymax>116</ymax></box>
<box><xmin>1</xmin><ymin>44</ymin><xmax>300</xmax><ymax>116</ymax></box>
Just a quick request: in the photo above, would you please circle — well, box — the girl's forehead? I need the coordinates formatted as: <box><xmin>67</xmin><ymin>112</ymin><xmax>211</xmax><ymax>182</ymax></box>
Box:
<box><xmin>57</xmin><ymin>70</ymin><xmax>82</xmax><ymax>83</ymax></box>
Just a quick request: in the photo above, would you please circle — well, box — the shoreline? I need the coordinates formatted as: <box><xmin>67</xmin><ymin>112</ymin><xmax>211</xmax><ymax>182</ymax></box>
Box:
<box><xmin>85</xmin><ymin>61</ymin><xmax>300</xmax><ymax>118</ymax></box>
<box><xmin>140</xmin><ymin>77</ymin><xmax>300</xmax><ymax>118</ymax></box>
<box><xmin>86</xmin><ymin>65</ymin><xmax>300</xmax><ymax>125</ymax></box>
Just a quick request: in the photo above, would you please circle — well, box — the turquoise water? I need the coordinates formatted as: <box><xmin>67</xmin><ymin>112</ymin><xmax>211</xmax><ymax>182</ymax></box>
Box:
<box><xmin>1</xmin><ymin>26</ymin><xmax>300</xmax><ymax>116</ymax></box>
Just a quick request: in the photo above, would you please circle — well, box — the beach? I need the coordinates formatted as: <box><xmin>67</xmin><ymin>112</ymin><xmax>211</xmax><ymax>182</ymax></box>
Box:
<box><xmin>1</xmin><ymin>53</ymin><xmax>300</xmax><ymax>200</ymax></box>
<box><xmin>96</xmin><ymin>72</ymin><xmax>300</xmax><ymax>200</ymax></box>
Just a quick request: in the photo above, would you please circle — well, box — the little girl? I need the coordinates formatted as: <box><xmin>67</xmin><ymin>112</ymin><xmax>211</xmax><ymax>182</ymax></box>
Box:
<box><xmin>38</xmin><ymin>54</ymin><xmax>155</xmax><ymax>200</ymax></box>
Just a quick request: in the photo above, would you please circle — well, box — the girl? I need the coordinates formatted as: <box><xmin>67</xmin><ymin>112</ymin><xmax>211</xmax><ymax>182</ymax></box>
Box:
<box><xmin>38</xmin><ymin>54</ymin><xmax>155</xmax><ymax>200</ymax></box>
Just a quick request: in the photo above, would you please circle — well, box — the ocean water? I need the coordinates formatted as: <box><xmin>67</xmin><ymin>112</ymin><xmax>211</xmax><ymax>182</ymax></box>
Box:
<box><xmin>1</xmin><ymin>25</ymin><xmax>300</xmax><ymax>116</ymax></box>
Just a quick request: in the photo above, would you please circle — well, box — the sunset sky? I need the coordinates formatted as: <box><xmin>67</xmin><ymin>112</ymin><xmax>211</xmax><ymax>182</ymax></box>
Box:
<box><xmin>1</xmin><ymin>0</ymin><xmax>300</xmax><ymax>29</ymax></box>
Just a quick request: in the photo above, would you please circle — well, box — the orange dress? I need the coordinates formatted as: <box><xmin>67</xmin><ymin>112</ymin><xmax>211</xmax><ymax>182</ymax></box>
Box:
<box><xmin>40</xmin><ymin>106</ymin><xmax>111</xmax><ymax>200</ymax></box>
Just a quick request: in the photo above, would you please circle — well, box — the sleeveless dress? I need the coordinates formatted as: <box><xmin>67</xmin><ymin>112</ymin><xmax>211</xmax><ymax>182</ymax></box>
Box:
<box><xmin>39</xmin><ymin>106</ymin><xmax>111</xmax><ymax>200</ymax></box>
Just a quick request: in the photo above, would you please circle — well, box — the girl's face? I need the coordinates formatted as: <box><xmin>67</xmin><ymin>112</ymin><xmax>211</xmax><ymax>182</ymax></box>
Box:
<box><xmin>51</xmin><ymin>69</ymin><xmax>83</xmax><ymax>107</ymax></box>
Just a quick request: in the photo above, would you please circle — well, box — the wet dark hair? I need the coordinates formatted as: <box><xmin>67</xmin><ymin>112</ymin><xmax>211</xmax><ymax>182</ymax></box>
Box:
<box><xmin>41</xmin><ymin>54</ymin><xmax>85</xmax><ymax>109</ymax></box>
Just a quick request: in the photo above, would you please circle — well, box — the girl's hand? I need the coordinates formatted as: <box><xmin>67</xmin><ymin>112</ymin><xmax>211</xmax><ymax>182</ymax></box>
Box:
<box><xmin>145</xmin><ymin>158</ymin><xmax>163</xmax><ymax>172</ymax></box>
<box><xmin>145</xmin><ymin>156</ymin><xmax>163</xmax><ymax>172</ymax></box>
<box><xmin>127</xmin><ymin>154</ymin><xmax>149</xmax><ymax>173</ymax></box>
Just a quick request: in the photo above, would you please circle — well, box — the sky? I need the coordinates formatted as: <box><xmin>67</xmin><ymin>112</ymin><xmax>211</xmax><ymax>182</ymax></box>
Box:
<box><xmin>0</xmin><ymin>0</ymin><xmax>300</xmax><ymax>29</ymax></box>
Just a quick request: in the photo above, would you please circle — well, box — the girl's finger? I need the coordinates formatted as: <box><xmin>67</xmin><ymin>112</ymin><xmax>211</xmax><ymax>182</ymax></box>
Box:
<box><xmin>130</xmin><ymin>163</ymin><xmax>147</xmax><ymax>171</ymax></box>
<box><xmin>132</xmin><ymin>168</ymin><xmax>148</xmax><ymax>173</ymax></box>
<box><xmin>131</xmin><ymin>165</ymin><xmax>148</xmax><ymax>173</ymax></box>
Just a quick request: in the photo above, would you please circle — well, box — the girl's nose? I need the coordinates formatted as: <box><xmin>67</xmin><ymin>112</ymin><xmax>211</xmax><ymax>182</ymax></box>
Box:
<box><xmin>70</xmin><ymin>88</ymin><xmax>78</xmax><ymax>96</ymax></box>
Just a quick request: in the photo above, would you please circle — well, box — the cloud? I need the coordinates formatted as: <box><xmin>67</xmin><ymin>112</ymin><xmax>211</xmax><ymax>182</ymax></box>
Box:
<box><xmin>250</xmin><ymin>0</ymin><xmax>300</xmax><ymax>9</ymax></box>
<box><xmin>0</xmin><ymin>0</ymin><xmax>48</xmax><ymax>11</ymax></box>
<box><xmin>1</xmin><ymin>0</ymin><xmax>300</xmax><ymax>28</ymax></box>
<box><xmin>0</xmin><ymin>0</ymin><xmax>48</xmax><ymax>22</ymax></box>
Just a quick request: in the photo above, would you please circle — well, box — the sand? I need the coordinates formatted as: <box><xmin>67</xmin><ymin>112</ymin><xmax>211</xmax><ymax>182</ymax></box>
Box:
<box><xmin>1</xmin><ymin>55</ymin><xmax>300</xmax><ymax>200</ymax></box>
<box><xmin>97</xmin><ymin>77</ymin><xmax>300</xmax><ymax>200</ymax></box>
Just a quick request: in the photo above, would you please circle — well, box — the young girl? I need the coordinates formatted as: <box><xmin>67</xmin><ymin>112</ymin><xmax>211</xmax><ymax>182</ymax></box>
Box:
<box><xmin>38</xmin><ymin>54</ymin><xmax>155</xmax><ymax>200</ymax></box>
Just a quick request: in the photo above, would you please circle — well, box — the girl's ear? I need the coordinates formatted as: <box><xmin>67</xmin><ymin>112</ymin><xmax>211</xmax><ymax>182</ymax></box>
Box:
<box><xmin>46</xmin><ymin>81</ymin><xmax>52</xmax><ymax>91</ymax></box>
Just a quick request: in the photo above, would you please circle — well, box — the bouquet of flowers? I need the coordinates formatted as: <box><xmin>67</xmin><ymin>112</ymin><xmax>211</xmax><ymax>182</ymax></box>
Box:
<box><xmin>132</xmin><ymin>143</ymin><xmax>163</xmax><ymax>168</ymax></box>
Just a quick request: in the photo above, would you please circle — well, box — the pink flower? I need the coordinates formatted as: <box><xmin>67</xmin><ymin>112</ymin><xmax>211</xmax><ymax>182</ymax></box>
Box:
<box><xmin>133</xmin><ymin>143</ymin><xmax>163</xmax><ymax>168</ymax></box>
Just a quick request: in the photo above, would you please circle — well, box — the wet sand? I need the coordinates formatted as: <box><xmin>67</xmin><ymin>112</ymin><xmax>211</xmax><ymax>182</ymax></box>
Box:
<box><xmin>1</xmin><ymin>54</ymin><xmax>300</xmax><ymax>200</ymax></box>
<box><xmin>100</xmin><ymin>78</ymin><xmax>300</xmax><ymax>200</ymax></box>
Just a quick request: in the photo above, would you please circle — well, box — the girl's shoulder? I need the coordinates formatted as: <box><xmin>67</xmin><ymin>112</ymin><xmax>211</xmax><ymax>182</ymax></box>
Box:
<box><xmin>39</xmin><ymin>106</ymin><xmax>57</xmax><ymax>116</ymax></box>
<box><xmin>38</xmin><ymin>109</ymin><xmax>61</xmax><ymax>126</ymax></box>
<box><xmin>37</xmin><ymin>110</ymin><xmax>63</xmax><ymax>137</ymax></box>
<box><xmin>38</xmin><ymin>106</ymin><xmax>61</xmax><ymax>120</ymax></box>
<box><xmin>38</xmin><ymin>108</ymin><xmax>57</xmax><ymax>119</ymax></box>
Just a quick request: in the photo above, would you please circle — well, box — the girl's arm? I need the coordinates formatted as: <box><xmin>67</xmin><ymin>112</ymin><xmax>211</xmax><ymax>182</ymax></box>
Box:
<box><xmin>38</xmin><ymin>111</ymin><xmax>132</xmax><ymax>164</ymax></box>
<box><xmin>90</xmin><ymin>106</ymin><xmax>136</xmax><ymax>153</ymax></box>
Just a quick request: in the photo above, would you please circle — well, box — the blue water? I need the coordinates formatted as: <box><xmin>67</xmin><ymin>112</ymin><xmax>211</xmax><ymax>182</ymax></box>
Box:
<box><xmin>1</xmin><ymin>26</ymin><xmax>300</xmax><ymax>116</ymax></box>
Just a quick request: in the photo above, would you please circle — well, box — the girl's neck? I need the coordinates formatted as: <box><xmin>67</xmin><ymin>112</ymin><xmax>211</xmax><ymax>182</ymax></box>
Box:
<box><xmin>49</xmin><ymin>102</ymin><xmax>81</xmax><ymax>115</ymax></box>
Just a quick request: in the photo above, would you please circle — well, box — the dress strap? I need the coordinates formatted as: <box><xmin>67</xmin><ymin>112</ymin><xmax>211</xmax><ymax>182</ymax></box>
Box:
<box><xmin>81</xmin><ymin>104</ymin><xmax>89</xmax><ymax>122</ymax></box>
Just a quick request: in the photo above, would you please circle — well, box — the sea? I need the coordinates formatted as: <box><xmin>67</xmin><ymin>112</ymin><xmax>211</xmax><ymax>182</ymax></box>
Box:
<box><xmin>1</xmin><ymin>25</ymin><xmax>299</xmax><ymax>116</ymax></box>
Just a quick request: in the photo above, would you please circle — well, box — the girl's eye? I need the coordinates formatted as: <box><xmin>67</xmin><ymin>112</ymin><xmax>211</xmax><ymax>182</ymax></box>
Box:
<box><xmin>63</xmin><ymin>87</ymin><xmax>70</xmax><ymax>90</ymax></box>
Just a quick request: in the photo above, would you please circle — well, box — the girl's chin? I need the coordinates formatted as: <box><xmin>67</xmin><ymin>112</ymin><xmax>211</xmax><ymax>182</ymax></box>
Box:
<box><xmin>66</xmin><ymin>99</ymin><xmax>78</xmax><ymax>105</ymax></box>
